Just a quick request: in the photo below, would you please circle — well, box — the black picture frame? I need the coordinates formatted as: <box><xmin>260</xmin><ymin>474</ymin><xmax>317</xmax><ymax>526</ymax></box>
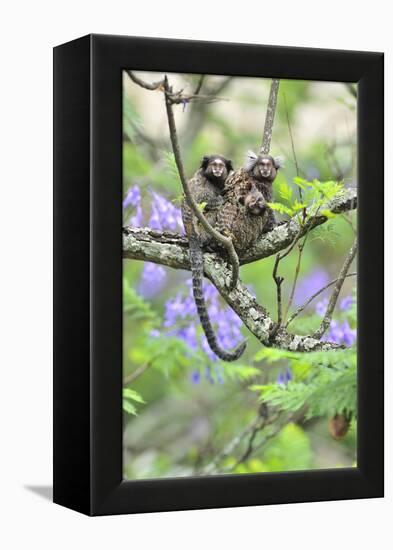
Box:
<box><xmin>53</xmin><ymin>34</ymin><xmax>384</xmax><ymax>516</ymax></box>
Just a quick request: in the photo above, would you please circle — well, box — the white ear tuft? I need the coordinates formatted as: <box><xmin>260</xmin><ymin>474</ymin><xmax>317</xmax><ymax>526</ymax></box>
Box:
<box><xmin>273</xmin><ymin>156</ymin><xmax>284</xmax><ymax>169</ymax></box>
<box><xmin>244</xmin><ymin>150</ymin><xmax>258</xmax><ymax>172</ymax></box>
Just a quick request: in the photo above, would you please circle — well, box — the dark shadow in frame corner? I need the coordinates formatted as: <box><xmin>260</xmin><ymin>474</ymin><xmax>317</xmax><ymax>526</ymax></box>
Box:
<box><xmin>53</xmin><ymin>34</ymin><xmax>384</xmax><ymax>516</ymax></box>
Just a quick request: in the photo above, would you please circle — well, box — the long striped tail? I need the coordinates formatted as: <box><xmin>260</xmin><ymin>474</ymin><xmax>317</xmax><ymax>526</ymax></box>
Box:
<box><xmin>188</xmin><ymin>232</ymin><xmax>246</xmax><ymax>362</ymax></box>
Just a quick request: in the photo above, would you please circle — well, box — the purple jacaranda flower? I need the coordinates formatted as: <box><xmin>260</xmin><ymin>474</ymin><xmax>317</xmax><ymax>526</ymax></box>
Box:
<box><xmin>340</xmin><ymin>295</ymin><xmax>354</xmax><ymax>312</ymax></box>
<box><xmin>161</xmin><ymin>277</ymin><xmax>244</xmax><ymax>372</ymax></box>
<box><xmin>326</xmin><ymin>320</ymin><xmax>342</xmax><ymax>344</ymax></box>
<box><xmin>323</xmin><ymin>320</ymin><xmax>356</xmax><ymax>346</ymax></box>
<box><xmin>341</xmin><ymin>320</ymin><xmax>356</xmax><ymax>346</ymax></box>
<box><xmin>149</xmin><ymin>191</ymin><xmax>184</xmax><ymax>232</ymax></box>
<box><xmin>277</xmin><ymin>368</ymin><xmax>292</xmax><ymax>386</ymax></box>
<box><xmin>164</xmin><ymin>293</ymin><xmax>189</xmax><ymax>326</ymax></box>
<box><xmin>190</xmin><ymin>370</ymin><xmax>201</xmax><ymax>384</ymax></box>
<box><xmin>205</xmin><ymin>366</ymin><xmax>215</xmax><ymax>384</ymax></box>
<box><xmin>123</xmin><ymin>185</ymin><xmax>141</xmax><ymax>210</ymax></box>
<box><xmin>294</xmin><ymin>269</ymin><xmax>329</xmax><ymax>306</ymax></box>
<box><xmin>130</xmin><ymin>204</ymin><xmax>143</xmax><ymax>226</ymax></box>
<box><xmin>148</xmin><ymin>201</ymin><xmax>162</xmax><ymax>230</ymax></box>
<box><xmin>124</xmin><ymin>186</ymin><xmax>185</xmax><ymax>231</ymax></box>
<box><xmin>150</xmin><ymin>329</ymin><xmax>160</xmax><ymax>338</ymax></box>
<box><xmin>315</xmin><ymin>297</ymin><xmax>329</xmax><ymax>317</ymax></box>
<box><xmin>139</xmin><ymin>262</ymin><xmax>167</xmax><ymax>298</ymax></box>
<box><xmin>201</xmin><ymin>335</ymin><xmax>219</xmax><ymax>362</ymax></box>
<box><xmin>175</xmin><ymin>323</ymin><xmax>198</xmax><ymax>351</ymax></box>
<box><xmin>123</xmin><ymin>185</ymin><xmax>143</xmax><ymax>226</ymax></box>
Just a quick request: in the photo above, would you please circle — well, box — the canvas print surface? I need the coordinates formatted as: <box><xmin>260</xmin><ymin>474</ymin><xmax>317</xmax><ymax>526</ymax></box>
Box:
<box><xmin>122</xmin><ymin>71</ymin><xmax>357</xmax><ymax>480</ymax></box>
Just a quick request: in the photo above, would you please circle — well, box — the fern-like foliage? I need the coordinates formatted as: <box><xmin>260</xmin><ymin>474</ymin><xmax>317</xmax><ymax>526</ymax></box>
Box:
<box><xmin>251</xmin><ymin>347</ymin><xmax>357</xmax><ymax>421</ymax></box>
<box><xmin>122</xmin><ymin>388</ymin><xmax>146</xmax><ymax>416</ymax></box>
<box><xmin>123</xmin><ymin>277</ymin><xmax>159</xmax><ymax>324</ymax></box>
<box><xmin>268</xmin><ymin>177</ymin><xmax>345</xmax><ymax>223</ymax></box>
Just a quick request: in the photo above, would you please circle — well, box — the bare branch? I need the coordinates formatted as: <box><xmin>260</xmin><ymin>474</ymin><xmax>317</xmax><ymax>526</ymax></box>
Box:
<box><xmin>285</xmin><ymin>272</ymin><xmax>356</xmax><ymax>327</ymax></box>
<box><xmin>126</xmin><ymin>70</ymin><xmax>227</xmax><ymax>106</ymax></box>
<box><xmin>126</xmin><ymin>70</ymin><xmax>164</xmax><ymax>91</ymax></box>
<box><xmin>123</xmin><ymin>362</ymin><xmax>152</xmax><ymax>386</ymax></box>
<box><xmin>313</xmin><ymin>238</ymin><xmax>358</xmax><ymax>339</ymax></box>
<box><xmin>162</xmin><ymin>75</ymin><xmax>240</xmax><ymax>289</ymax></box>
<box><xmin>193</xmin><ymin>75</ymin><xmax>205</xmax><ymax>95</ymax></box>
<box><xmin>261</xmin><ymin>79</ymin><xmax>280</xmax><ymax>154</ymax></box>
<box><xmin>122</xmin><ymin>189</ymin><xmax>356</xmax><ymax>269</ymax></box>
<box><xmin>344</xmin><ymin>83</ymin><xmax>357</xmax><ymax>98</ymax></box>
<box><xmin>272</xmin><ymin>254</ymin><xmax>284</xmax><ymax>326</ymax></box>
<box><xmin>283</xmin><ymin>240</ymin><xmax>305</xmax><ymax>322</ymax></box>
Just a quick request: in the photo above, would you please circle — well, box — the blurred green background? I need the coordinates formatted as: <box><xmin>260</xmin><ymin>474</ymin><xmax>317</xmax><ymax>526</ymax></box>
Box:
<box><xmin>122</xmin><ymin>72</ymin><xmax>357</xmax><ymax>480</ymax></box>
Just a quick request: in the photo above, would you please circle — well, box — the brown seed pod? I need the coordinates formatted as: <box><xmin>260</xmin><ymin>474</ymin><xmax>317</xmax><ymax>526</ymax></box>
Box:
<box><xmin>328</xmin><ymin>413</ymin><xmax>351</xmax><ymax>440</ymax></box>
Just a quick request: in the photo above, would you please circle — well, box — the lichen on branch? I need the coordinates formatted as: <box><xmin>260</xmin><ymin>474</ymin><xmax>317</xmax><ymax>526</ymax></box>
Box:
<box><xmin>123</xmin><ymin>187</ymin><xmax>357</xmax><ymax>353</ymax></box>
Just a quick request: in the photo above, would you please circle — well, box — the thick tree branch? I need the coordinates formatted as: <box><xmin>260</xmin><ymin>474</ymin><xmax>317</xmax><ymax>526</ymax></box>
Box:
<box><xmin>241</xmin><ymin>188</ymin><xmax>357</xmax><ymax>265</ymax></box>
<box><xmin>123</xmin><ymin>189</ymin><xmax>356</xmax><ymax>352</ymax></box>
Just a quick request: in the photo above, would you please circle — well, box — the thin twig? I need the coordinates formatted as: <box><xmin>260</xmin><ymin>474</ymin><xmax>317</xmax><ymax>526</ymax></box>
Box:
<box><xmin>283</xmin><ymin>240</ymin><xmax>305</xmax><ymax>322</ymax></box>
<box><xmin>272</xmin><ymin>254</ymin><xmax>284</xmax><ymax>326</ymax></box>
<box><xmin>344</xmin><ymin>83</ymin><xmax>357</xmax><ymax>98</ymax></box>
<box><xmin>283</xmin><ymin>93</ymin><xmax>300</xmax><ymax>179</ymax></box>
<box><xmin>200</xmin><ymin>417</ymin><xmax>258</xmax><ymax>475</ymax></box>
<box><xmin>234</xmin><ymin>406</ymin><xmax>307</xmax><ymax>468</ymax></box>
<box><xmin>270</xmin><ymin>219</ymin><xmax>305</xmax><ymax>331</ymax></box>
<box><xmin>283</xmin><ymin>91</ymin><xmax>306</xmax><ymax>221</ymax></box>
<box><xmin>163</xmin><ymin>75</ymin><xmax>239</xmax><ymax>289</ymax></box>
<box><xmin>278</xmin><ymin>92</ymin><xmax>309</xmax><ymax>324</ymax></box>
<box><xmin>126</xmin><ymin>70</ymin><xmax>164</xmax><ymax>91</ymax></box>
<box><xmin>123</xmin><ymin>362</ymin><xmax>152</xmax><ymax>385</ymax></box>
<box><xmin>231</xmin><ymin>405</ymin><xmax>274</xmax><ymax>467</ymax></box>
<box><xmin>313</xmin><ymin>238</ymin><xmax>358</xmax><ymax>339</ymax></box>
<box><xmin>285</xmin><ymin>272</ymin><xmax>356</xmax><ymax>327</ymax></box>
<box><xmin>281</xmin><ymin>201</ymin><xmax>324</xmax><ymax>323</ymax></box>
<box><xmin>261</xmin><ymin>79</ymin><xmax>280</xmax><ymax>154</ymax></box>
<box><xmin>126</xmin><ymin>70</ymin><xmax>227</xmax><ymax>105</ymax></box>
<box><xmin>193</xmin><ymin>75</ymin><xmax>205</xmax><ymax>95</ymax></box>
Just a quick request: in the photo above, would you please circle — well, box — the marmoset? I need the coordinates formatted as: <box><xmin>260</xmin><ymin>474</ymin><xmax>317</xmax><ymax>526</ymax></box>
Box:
<box><xmin>216</xmin><ymin>151</ymin><xmax>282</xmax><ymax>253</ymax></box>
<box><xmin>181</xmin><ymin>155</ymin><xmax>246</xmax><ymax>362</ymax></box>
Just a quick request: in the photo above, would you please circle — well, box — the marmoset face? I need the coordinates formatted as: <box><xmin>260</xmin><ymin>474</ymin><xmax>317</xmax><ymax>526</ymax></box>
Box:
<box><xmin>243</xmin><ymin>188</ymin><xmax>267</xmax><ymax>216</ymax></box>
<box><xmin>255</xmin><ymin>156</ymin><xmax>275</xmax><ymax>180</ymax></box>
<box><xmin>209</xmin><ymin>158</ymin><xmax>227</xmax><ymax>178</ymax></box>
<box><xmin>201</xmin><ymin>155</ymin><xmax>233</xmax><ymax>184</ymax></box>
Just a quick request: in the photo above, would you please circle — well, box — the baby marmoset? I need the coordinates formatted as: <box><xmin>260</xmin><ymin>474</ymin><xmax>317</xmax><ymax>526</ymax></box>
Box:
<box><xmin>217</xmin><ymin>151</ymin><xmax>282</xmax><ymax>253</ymax></box>
<box><xmin>181</xmin><ymin>155</ymin><xmax>247</xmax><ymax>362</ymax></box>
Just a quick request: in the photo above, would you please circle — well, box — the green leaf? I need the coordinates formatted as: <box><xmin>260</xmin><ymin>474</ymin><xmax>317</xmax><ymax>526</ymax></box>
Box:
<box><xmin>123</xmin><ymin>278</ymin><xmax>159</xmax><ymax>324</ymax></box>
<box><xmin>293</xmin><ymin>177</ymin><xmax>308</xmax><ymax>190</ymax></box>
<box><xmin>267</xmin><ymin>202</ymin><xmax>294</xmax><ymax>217</ymax></box>
<box><xmin>253</xmin><ymin>347</ymin><xmax>299</xmax><ymax>363</ymax></box>
<box><xmin>292</xmin><ymin>200</ymin><xmax>307</xmax><ymax>212</ymax></box>
<box><xmin>320</xmin><ymin>209</ymin><xmax>337</xmax><ymax>219</ymax></box>
<box><xmin>123</xmin><ymin>388</ymin><xmax>146</xmax><ymax>404</ymax></box>
<box><xmin>122</xmin><ymin>399</ymin><xmax>137</xmax><ymax>415</ymax></box>
<box><xmin>123</xmin><ymin>93</ymin><xmax>143</xmax><ymax>143</ymax></box>
<box><xmin>278</xmin><ymin>181</ymin><xmax>293</xmax><ymax>202</ymax></box>
<box><xmin>262</xmin><ymin>423</ymin><xmax>312</xmax><ymax>471</ymax></box>
<box><xmin>161</xmin><ymin>151</ymin><xmax>180</xmax><ymax>184</ymax></box>
<box><xmin>221</xmin><ymin>364</ymin><xmax>261</xmax><ymax>382</ymax></box>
